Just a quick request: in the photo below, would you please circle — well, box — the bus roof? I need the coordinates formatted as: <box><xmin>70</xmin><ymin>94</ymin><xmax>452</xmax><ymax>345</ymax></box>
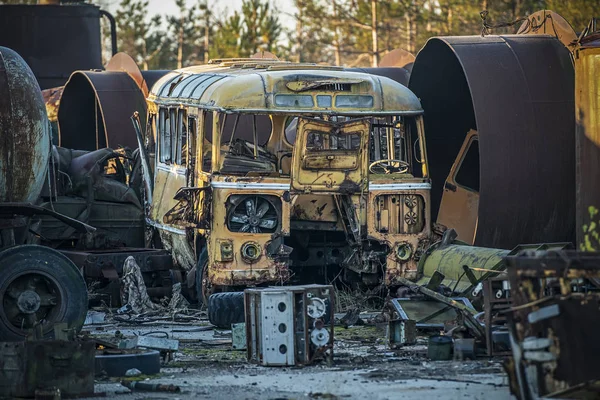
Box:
<box><xmin>148</xmin><ymin>59</ymin><xmax>423</xmax><ymax>116</ymax></box>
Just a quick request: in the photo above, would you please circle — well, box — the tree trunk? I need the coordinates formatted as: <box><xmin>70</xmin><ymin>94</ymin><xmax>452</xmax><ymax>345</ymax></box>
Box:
<box><xmin>177</xmin><ymin>15</ymin><xmax>184</xmax><ymax>69</ymax></box>
<box><xmin>296</xmin><ymin>0</ymin><xmax>303</xmax><ymax>63</ymax></box>
<box><xmin>142</xmin><ymin>39</ymin><xmax>149</xmax><ymax>70</ymax></box>
<box><xmin>332</xmin><ymin>0</ymin><xmax>342</xmax><ymax>66</ymax></box>
<box><xmin>204</xmin><ymin>11</ymin><xmax>210</xmax><ymax>63</ymax></box>
<box><xmin>371</xmin><ymin>0</ymin><xmax>378</xmax><ymax>67</ymax></box>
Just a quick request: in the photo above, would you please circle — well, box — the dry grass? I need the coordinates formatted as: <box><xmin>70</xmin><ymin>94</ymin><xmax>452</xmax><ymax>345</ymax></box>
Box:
<box><xmin>333</xmin><ymin>285</ymin><xmax>386</xmax><ymax>313</ymax></box>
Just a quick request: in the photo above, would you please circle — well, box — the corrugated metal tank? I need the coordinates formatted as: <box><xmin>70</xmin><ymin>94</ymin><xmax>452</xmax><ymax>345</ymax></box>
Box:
<box><xmin>0</xmin><ymin>46</ymin><xmax>50</xmax><ymax>202</ymax></box>
<box><xmin>0</xmin><ymin>3</ymin><xmax>104</xmax><ymax>89</ymax></box>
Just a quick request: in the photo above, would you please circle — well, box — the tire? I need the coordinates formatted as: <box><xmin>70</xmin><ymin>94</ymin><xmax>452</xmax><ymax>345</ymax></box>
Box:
<box><xmin>95</xmin><ymin>349</ymin><xmax>161</xmax><ymax>377</ymax></box>
<box><xmin>208</xmin><ymin>292</ymin><xmax>245</xmax><ymax>328</ymax></box>
<box><xmin>195</xmin><ymin>247</ymin><xmax>210</xmax><ymax>306</ymax></box>
<box><xmin>0</xmin><ymin>245</ymin><xmax>88</xmax><ymax>341</ymax></box>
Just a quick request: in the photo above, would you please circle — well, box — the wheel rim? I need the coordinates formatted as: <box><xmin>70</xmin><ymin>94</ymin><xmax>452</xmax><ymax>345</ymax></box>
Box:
<box><xmin>1</xmin><ymin>269</ymin><xmax>65</xmax><ymax>335</ymax></box>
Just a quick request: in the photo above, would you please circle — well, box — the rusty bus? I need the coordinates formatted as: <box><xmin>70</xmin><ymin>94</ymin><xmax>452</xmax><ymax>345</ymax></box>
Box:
<box><xmin>144</xmin><ymin>59</ymin><xmax>432</xmax><ymax>309</ymax></box>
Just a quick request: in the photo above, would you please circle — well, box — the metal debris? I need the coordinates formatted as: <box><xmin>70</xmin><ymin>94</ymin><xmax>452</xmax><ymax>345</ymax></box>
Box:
<box><xmin>119</xmin><ymin>335</ymin><xmax>179</xmax><ymax>352</ymax></box>
<box><xmin>504</xmin><ymin>250</ymin><xmax>600</xmax><ymax>399</ymax></box>
<box><xmin>125</xmin><ymin>368</ymin><xmax>142</xmax><ymax>377</ymax></box>
<box><xmin>0</xmin><ymin>340</ymin><xmax>95</xmax><ymax>398</ymax></box>
<box><xmin>232</xmin><ymin>322</ymin><xmax>247</xmax><ymax>350</ymax></box>
<box><xmin>246</xmin><ymin>285</ymin><xmax>334</xmax><ymax>366</ymax></box>
<box><xmin>121</xmin><ymin>381</ymin><xmax>181</xmax><ymax>393</ymax></box>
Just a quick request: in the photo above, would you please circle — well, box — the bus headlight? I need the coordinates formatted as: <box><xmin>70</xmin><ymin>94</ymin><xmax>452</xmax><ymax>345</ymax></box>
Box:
<box><xmin>241</xmin><ymin>241</ymin><xmax>261</xmax><ymax>262</ymax></box>
<box><xmin>396</xmin><ymin>242</ymin><xmax>413</xmax><ymax>261</ymax></box>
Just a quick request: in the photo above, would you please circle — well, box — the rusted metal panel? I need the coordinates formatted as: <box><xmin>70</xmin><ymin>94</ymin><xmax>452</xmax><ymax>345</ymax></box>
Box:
<box><xmin>59</xmin><ymin>248</ymin><xmax>173</xmax><ymax>278</ymax></box>
<box><xmin>517</xmin><ymin>10</ymin><xmax>577</xmax><ymax>51</ymax></box>
<box><xmin>437</xmin><ymin>130</ymin><xmax>479</xmax><ymax>244</ymax></box>
<box><xmin>379</xmin><ymin>48</ymin><xmax>415</xmax><ymax>70</ymax></box>
<box><xmin>291</xmin><ymin>118</ymin><xmax>369</xmax><ymax>194</ymax></box>
<box><xmin>409</xmin><ymin>35</ymin><xmax>575</xmax><ymax>249</ymax></box>
<box><xmin>504</xmin><ymin>251</ymin><xmax>600</xmax><ymax>399</ymax></box>
<box><xmin>58</xmin><ymin>70</ymin><xmax>147</xmax><ymax>151</ymax></box>
<box><xmin>575</xmin><ymin>30</ymin><xmax>600</xmax><ymax>250</ymax></box>
<box><xmin>367</xmin><ymin>185</ymin><xmax>432</xmax><ymax>284</ymax></box>
<box><xmin>0</xmin><ymin>4</ymin><xmax>104</xmax><ymax>89</ymax></box>
<box><xmin>148</xmin><ymin>62</ymin><xmax>423</xmax><ymax>116</ymax></box>
<box><xmin>417</xmin><ymin>244</ymin><xmax>508</xmax><ymax>293</ymax></box>
<box><xmin>0</xmin><ymin>340</ymin><xmax>95</xmax><ymax>398</ymax></box>
<box><xmin>0</xmin><ymin>46</ymin><xmax>50</xmax><ymax>203</ymax></box>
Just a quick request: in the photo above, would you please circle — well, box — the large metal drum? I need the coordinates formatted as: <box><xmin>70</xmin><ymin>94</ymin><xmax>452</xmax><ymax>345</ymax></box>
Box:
<box><xmin>0</xmin><ymin>3</ymin><xmax>104</xmax><ymax>89</ymax></box>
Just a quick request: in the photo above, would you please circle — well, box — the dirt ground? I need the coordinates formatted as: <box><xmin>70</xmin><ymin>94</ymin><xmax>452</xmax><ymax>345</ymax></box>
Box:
<box><xmin>84</xmin><ymin>312</ymin><xmax>513</xmax><ymax>400</ymax></box>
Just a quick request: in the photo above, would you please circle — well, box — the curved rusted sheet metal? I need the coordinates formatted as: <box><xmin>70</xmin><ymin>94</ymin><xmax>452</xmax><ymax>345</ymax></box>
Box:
<box><xmin>575</xmin><ymin>31</ymin><xmax>600</xmax><ymax>249</ymax></box>
<box><xmin>58</xmin><ymin>71</ymin><xmax>147</xmax><ymax>151</ymax></box>
<box><xmin>379</xmin><ymin>48</ymin><xmax>415</xmax><ymax>71</ymax></box>
<box><xmin>0</xmin><ymin>46</ymin><xmax>50</xmax><ymax>202</ymax></box>
<box><xmin>409</xmin><ymin>35</ymin><xmax>575</xmax><ymax>249</ymax></box>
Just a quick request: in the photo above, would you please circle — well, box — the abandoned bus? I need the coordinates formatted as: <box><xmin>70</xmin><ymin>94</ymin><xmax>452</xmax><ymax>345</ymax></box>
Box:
<box><xmin>145</xmin><ymin>59</ymin><xmax>431</xmax><ymax>303</ymax></box>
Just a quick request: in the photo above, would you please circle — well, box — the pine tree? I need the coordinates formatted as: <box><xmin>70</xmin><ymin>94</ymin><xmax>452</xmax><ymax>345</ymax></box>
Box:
<box><xmin>167</xmin><ymin>0</ymin><xmax>204</xmax><ymax>68</ymax></box>
<box><xmin>211</xmin><ymin>0</ymin><xmax>282</xmax><ymax>59</ymax></box>
<box><xmin>114</xmin><ymin>0</ymin><xmax>168</xmax><ymax>70</ymax></box>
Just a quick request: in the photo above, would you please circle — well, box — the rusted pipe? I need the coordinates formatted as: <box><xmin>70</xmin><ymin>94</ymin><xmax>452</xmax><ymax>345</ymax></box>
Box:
<box><xmin>100</xmin><ymin>10</ymin><xmax>118</xmax><ymax>56</ymax></box>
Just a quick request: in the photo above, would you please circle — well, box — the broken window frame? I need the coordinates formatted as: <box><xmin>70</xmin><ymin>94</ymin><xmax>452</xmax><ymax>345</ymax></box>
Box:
<box><xmin>284</xmin><ymin>114</ymin><xmax>420</xmax><ymax>175</ymax></box>
<box><xmin>175</xmin><ymin>109</ymin><xmax>188</xmax><ymax>166</ymax></box>
<box><xmin>169</xmin><ymin>108</ymin><xmax>178</xmax><ymax>164</ymax></box>
<box><xmin>159</xmin><ymin>107</ymin><xmax>171</xmax><ymax>164</ymax></box>
<box><xmin>146</xmin><ymin>112</ymin><xmax>157</xmax><ymax>153</ymax></box>
<box><xmin>186</xmin><ymin>115</ymin><xmax>197</xmax><ymax>186</ymax></box>
<box><xmin>158</xmin><ymin>107</ymin><xmax>191</xmax><ymax>169</ymax></box>
<box><xmin>369</xmin><ymin>116</ymin><xmax>413</xmax><ymax>172</ymax></box>
<box><xmin>305</xmin><ymin>130</ymin><xmax>361</xmax><ymax>152</ymax></box>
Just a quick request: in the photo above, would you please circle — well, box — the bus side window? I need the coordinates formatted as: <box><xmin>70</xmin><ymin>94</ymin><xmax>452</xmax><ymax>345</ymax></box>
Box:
<box><xmin>170</xmin><ymin>108</ymin><xmax>177</xmax><ymax>164</ymax></box>
<box><xmin>146</xmin><ymin>113</ymin><xmax>156</xmax><ymax>153</ymax></box>
<box><xmin>176</xmin><ymin>109</ymin><xmax>187</xmax><ymax>165</ymax></box>
<box><xmin>201</xmin><ymin>111</ymin><xmax>212</xmax><ymax>172</ymax></box>
<box><xmin>159</xmin><ymin>108</ymin><xmax>172</xmax><ymax>164</ymax></box>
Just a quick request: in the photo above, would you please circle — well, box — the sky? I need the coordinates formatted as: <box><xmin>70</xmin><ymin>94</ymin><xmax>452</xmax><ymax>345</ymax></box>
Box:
<box><xmin>101</xmin><ymin>0</ymin><xmax>295</xmax><ymax>26</ymax></box>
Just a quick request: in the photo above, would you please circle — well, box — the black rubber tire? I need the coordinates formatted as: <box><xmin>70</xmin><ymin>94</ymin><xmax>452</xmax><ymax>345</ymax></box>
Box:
<box><xmin>0</xmin><ymin>245</ymin><xmax>88</xmax><ymax>341</ymax></box>
<box><xmin>208</xmin><ymin>292</ymin><xmax>245</xmax><ymax>328</ymax></box>
<box><xmin>95</xmin><ymin>349</ymin><xmax>161</xmax><ymax>377</ymax></box>
<box><xmin>195</xmin><ymin>247</ymin><xmax>209</xmax><ymax>306</ymax></box>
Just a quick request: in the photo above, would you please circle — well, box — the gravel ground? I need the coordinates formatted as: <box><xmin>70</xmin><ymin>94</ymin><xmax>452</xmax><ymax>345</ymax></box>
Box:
<box><xmin>83</xmin><ymin>313</ymin><xmax>514</xmax><ymax>400</ymax></box>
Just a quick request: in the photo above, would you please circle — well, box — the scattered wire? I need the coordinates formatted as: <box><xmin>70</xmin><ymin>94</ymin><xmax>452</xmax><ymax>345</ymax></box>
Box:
<box><xmin>480</xmin><ymin>10</ymin><xmax>528</xmax><ymax>37</ymax></box>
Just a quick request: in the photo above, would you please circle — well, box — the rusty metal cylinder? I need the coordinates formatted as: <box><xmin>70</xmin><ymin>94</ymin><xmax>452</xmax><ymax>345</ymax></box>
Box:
<box><xmin>0</xmin><ymin>46</ymin><xmax>50</xmax><ymax>202</ymax></box>
<box><xmin>418</xmin><ymin>244</ymin><xmax>509</xmax><ymax>291</ymax></box>
<box><xmin>0</xmin><ymin>3</ymin><xmax>104</xmax><ymax>89</ymax></box>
